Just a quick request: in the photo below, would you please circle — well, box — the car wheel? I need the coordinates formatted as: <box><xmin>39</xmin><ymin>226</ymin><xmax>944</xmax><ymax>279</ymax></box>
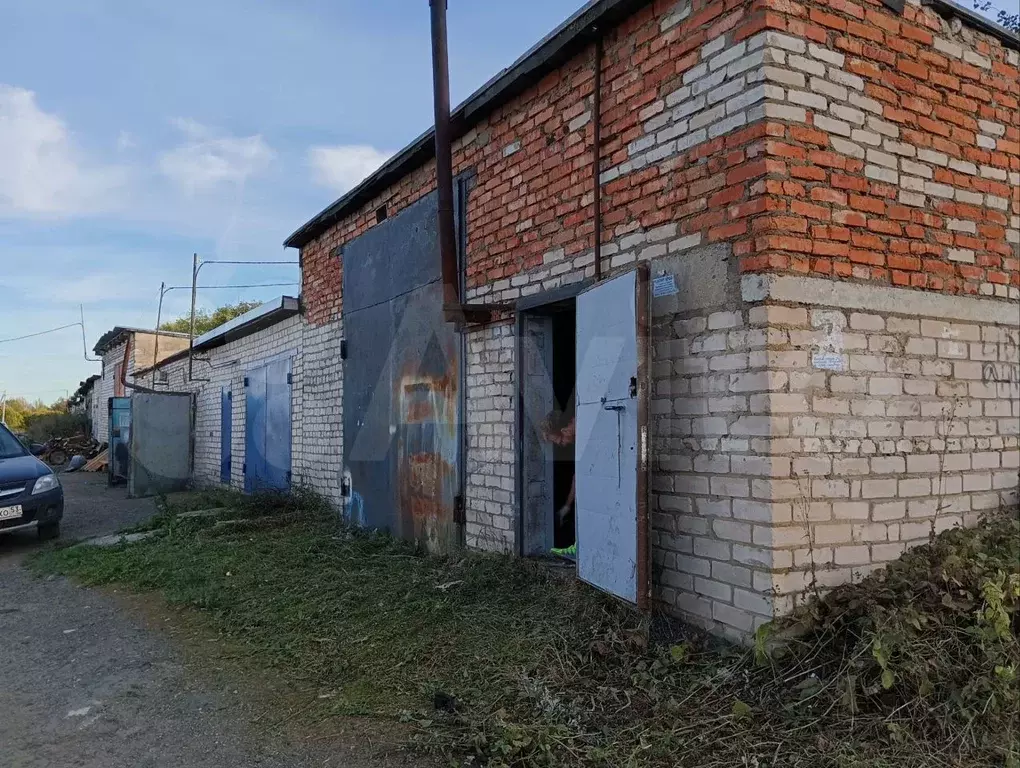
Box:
<box><xmin>38</xmin><ymin>522</ymin><xmax>60</xmax><ymax>541</ymax></box>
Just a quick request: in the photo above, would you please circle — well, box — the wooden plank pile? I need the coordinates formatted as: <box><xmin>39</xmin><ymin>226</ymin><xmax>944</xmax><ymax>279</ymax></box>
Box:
<box><xmin>80</xmin><ymin>449</ymin><xmax>109</xmax><ymax>473</ymax></box>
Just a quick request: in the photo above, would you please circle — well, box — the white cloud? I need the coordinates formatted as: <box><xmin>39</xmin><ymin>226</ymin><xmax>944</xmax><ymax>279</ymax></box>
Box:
<box><xmin>116</xmin><ymin>130</ymin><xmax>137</xmax><ymax>151</ymax></box>
<box><xmin>308</xmin><ymin>145</ymin><xmax>391</xmax><ymax>193</ymax></box>
<box><xmin>0</xmin><ymin>85</ymin><xmax>127</xmax><ymax>217</ymax></box>
<box><xmin>160</xmin><ymin>119</ymin><xmax>273</xmax><ymax>193</ymax></box>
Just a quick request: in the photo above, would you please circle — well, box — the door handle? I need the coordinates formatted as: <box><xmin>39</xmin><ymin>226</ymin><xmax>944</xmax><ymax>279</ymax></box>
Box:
<box><xmin>600</xmin><ymin>398</ymin><xmax>625</xmax><ymax>487</ymax></box>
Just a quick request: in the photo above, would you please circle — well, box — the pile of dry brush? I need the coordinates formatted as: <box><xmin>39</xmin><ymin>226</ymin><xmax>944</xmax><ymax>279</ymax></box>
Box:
<box><xmin>423</xmin><ymin>510</ymin><xmax>1019</xmax><ymax>768</ymax></box>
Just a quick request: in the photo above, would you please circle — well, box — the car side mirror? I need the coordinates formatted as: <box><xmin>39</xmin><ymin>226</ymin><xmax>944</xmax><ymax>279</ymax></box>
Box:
<box><xmin>30</xmin><ymin>444</ymin><xmax>46</xmax><ymax>456</ymax></box>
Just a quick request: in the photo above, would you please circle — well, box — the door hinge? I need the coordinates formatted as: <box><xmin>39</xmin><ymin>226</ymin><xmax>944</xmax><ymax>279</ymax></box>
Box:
<box><xmin>227</xmin><ymin>391</ymin><xmax>232</xmax><ymax>401</ymax></box>
<box><xmin>453</xmin><ymin>494</ymin><xmax>466</xmax><ymax>525</ymax></box>
<box><xmin>244</xmin><ymin>376</ymin><xmax>250</xmax><ymax>387</ymax></box>
<box><xmin>287</xmin><ymin>372</ymin><xmax>293</xmax><ymax>385</ymax></box>
<box><xmin>242</xmin><ymin>462</ymin><xmax>247</xmax><ymax>473</ymax></box>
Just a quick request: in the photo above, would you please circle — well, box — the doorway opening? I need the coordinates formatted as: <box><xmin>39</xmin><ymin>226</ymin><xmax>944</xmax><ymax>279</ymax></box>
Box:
<box><xmin>516</xmin><ymin>266</ymin><xmax>651</xmax><ymax>609</ymax></box>
<box><xmin>519</xmin><ymin>298</ymin><xmax>576</xmax><ymax>560</ymax></box>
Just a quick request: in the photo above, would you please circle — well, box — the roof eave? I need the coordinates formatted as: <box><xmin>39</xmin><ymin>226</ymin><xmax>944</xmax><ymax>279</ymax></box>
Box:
<box><xmin>924</xmin><ymin>0</ymin><xmax>1020</xmax><ymax>49</ymax></box>
<box><xmin>283</xmin><ymin>0</ymin><xmax>651</xmax><ymax>250</ymax></box>
<box><xmin>283</xmin><ymin>0</ymin><xmax>1019</xmax><ymax>251</ymax></box>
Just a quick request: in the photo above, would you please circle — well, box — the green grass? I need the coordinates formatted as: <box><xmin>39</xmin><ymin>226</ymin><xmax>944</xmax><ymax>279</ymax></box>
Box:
<box><xmin>30</xmin><ymin>499</ymin><xmax>1020</xmax><ymax>768</ymax></box>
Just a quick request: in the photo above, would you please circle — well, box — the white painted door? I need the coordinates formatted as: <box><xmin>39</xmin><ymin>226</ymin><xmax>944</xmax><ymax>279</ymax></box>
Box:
<box><xmin>574</xmin><ymin>265</ymin><xmax>650</xmax><ymax>608</ymax></box>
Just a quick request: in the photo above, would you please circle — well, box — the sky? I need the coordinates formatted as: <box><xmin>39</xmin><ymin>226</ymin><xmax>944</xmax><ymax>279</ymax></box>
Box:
<box><xmin>0</xmin><ymin>0</ymin><xmax>585</xmax><ymax>402</ymax></box>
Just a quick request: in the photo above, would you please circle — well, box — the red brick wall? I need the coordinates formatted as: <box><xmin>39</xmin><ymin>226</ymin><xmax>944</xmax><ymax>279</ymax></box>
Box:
<box><xmin>298</xmin><ymin>0</ymin><xmax>1019</xmax><ymax>327</ymax></box>
<box><xmin>749</xmin><ymin>0</ymin><xmax>1019</xmax><ymax>296</ymax></box>
<box><xmin>300</xmin><ymin>0</ymin><xmax>779</xmax><ymax>324</ymax></box>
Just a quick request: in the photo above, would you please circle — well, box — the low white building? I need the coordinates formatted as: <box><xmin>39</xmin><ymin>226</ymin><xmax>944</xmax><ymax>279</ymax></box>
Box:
<box><xmin>91</xmin><ymin>327</ymin><xmax>191</xmax><ymax>442</ymax></box>
<box><xmin>133</xmin><ymin>296</ymin><xmax>343</xmax><ymax>502</ymax></box>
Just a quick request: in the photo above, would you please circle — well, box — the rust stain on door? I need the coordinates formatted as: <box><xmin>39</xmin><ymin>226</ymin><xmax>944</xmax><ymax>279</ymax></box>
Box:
<box><xmin>396</xmin><ymin>353</ymin><xmax>459</xmax><ymax>553</ymax></box>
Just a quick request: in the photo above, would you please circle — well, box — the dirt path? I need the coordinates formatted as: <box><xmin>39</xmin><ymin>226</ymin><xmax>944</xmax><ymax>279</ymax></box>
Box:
<box><xmin>0</xmin><ymin>474</ymin><xmax>411</xmax><ymax>768</ymax></box>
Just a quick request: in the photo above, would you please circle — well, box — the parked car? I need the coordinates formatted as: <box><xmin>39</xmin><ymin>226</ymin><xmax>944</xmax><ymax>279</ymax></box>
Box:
<box><xmin>0</xmin><ymin>422</ymin><xmax>63</xmax><ymax>539</ymax></box>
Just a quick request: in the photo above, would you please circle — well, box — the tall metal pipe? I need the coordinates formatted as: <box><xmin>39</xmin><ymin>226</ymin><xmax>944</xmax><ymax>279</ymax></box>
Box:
<box><xmin>430</xmin><ymin>0</ymin><xmax>460</xmax><ymax>317</ymax></box>
<box><xmin>592</xmin><ymin>33</ymin><xmax>604</xmax><ymax>282</ymax></box>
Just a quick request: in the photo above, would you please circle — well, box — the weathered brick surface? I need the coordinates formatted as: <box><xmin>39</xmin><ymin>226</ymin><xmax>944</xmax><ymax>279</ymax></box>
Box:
<box><xmin>739</xmin><ymin>294</ymin><xmax>1019</xmax><ymax>607</ymax></box>
<box><xmin>291</xmin><ymin>0</ymin><xmax>1019</xmax><ymax>640</ymax></box>
<box><xmin>142</xmin><ymin>316</ymin><xmax>344</xmax><ymax>506</ymax></box>
<box><xmin>91</xmin><ymin>341</ymin><xmax>126</xmax><ymax>442</ymax></box>
<box><xmin>747</xmin><ymin>0</ymin><xmax>1020</xmax><ymax>298</ymax></box>
<box><xmin>465</xmin><ymin>323</ymin><xmax>516</xmax><ymax>551</ymax></box>
<box><xmin>300</xmin><ymin>0</ymin><xmax>789</xmax><ymax>321</ymax></box>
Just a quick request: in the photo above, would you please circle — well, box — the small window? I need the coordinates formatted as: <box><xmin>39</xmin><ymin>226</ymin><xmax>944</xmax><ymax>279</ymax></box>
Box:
<box><xmin>375</xmin><ymin>205</ymin><xmax>388</xmax><ymax>223</ymax></box>
<box><xmin>156</xmin><ymin>370</ymin><xmax>169</xmax><ymax>385</ymax></box>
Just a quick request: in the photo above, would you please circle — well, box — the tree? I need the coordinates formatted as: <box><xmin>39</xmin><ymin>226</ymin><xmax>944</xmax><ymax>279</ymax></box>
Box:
<box><xmin>2</xmin><ymin>397</ymin><xmax>57</xmax><ymax>432</ymax></box>
<box><xmin>160</xmin><ymin>300</ymin><xmax>262</xmax><ymax>336</ymax></box>
<box><xmin>973</xmin><ymin>2</ymin><xmax>1019</xmax><ymax>33</ymax></box>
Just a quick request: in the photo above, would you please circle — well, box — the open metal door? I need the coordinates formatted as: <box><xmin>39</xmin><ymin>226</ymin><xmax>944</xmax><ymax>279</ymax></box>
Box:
<box><xmin>574</xmin><ymin>264</ymin><xmax>650</xmax><ymax>609</ymax></box>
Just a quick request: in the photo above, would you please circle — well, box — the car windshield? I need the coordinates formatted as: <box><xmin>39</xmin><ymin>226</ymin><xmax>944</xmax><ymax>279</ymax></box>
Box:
<box><xmin>0</xmin><ymin>426</ymin><xmax>28</xmax><ymax>459</ymax></box>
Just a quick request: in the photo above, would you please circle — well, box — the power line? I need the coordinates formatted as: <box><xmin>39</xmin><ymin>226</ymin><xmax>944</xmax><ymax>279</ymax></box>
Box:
<box><xmin>161</xmin><ymin>282</ymin><xmax>300</xmax><ymax>291</ymax></box>
<box><xmin>199</xmin><ymin>260</ymin><xmax>298</xmax><ymax>266</ymax></box>
<box><xmin>0</xmin><ymin>323</ymin><xmax>81</xmax><ymax>345</ymax></box>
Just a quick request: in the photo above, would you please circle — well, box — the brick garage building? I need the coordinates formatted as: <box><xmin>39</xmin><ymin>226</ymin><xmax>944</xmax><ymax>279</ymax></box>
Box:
<box><xmin>135</xmin><ymin>297</ymin><xmax>344</xmax><ymax>502</ymax></box>
<box><xmin>91</xmin><ymin>327</ymin><xmax>191</xmax><ymax>442</ymax></box>
<box><xmin>289</xmin><ymin>0</ymin><xmax>1019</xmax><ymax>640</ymax></box>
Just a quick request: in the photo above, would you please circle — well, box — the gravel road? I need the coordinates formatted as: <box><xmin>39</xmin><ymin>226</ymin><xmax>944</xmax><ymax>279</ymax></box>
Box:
<box><xmin>0</xmin><ymin>472</ymin><xmax>407</xmax><ymax>767</ymax></box>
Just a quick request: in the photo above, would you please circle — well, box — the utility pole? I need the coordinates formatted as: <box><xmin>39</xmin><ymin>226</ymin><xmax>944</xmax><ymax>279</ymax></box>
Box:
<box><xmin>153</xmin><ymin>281</ymin><xmax>166</xmax><ymax>388</ymax></box>
<box><xmin>189</xmin><ymin>253</ymin><xmax>198</xmax><ymax>382</ymax></box>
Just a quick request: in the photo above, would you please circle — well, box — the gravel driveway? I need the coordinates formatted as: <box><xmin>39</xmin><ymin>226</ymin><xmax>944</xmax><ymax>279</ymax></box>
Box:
<box><xmin>0</xmin><ymin>472</ymin><xmax>404</xmax><ymax>767</ymax></box>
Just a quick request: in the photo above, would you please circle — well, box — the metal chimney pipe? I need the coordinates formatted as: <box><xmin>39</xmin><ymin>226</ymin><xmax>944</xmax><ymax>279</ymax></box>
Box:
<box><xmin>430</xmin><ymin>0</ymin><xmax>461</xmax><ymax>319</ymax></box>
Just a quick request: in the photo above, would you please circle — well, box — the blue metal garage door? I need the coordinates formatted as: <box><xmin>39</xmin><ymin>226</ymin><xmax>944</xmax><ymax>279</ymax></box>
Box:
<box><xmin>244</xmin><ymin>358</ymin><xmax>292</xmax><ymax>493</ymax></box>
<box><xmin>220</xmin><ymin>387</ymin><xmax>232</xmax><ymax>484</ymax></box>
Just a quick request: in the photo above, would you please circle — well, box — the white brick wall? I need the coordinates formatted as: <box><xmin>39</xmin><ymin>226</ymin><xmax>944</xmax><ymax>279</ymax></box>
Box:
<box><xmin>144</xmin><ymin>314</ymin><xmax>345</xmax><ymax>506</ymax></box>
<box><xmin>464</xmin><ymin>321</ymin><xmax>516</xmax><ymax>552</ymax></box>
<box><xmin>294</xmin><ymin>320</ymin><xmax>344</xmax><ymax>501</ymax></box>
<box><xmin>651</xmin><ymin>301</ymin><xmax>787</xmax><ymax>641</ymax></box>
<box><xmin>752</xmin><ymin>302</ymin><xmax>1019</xmax><ymax>609</ymax></box>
